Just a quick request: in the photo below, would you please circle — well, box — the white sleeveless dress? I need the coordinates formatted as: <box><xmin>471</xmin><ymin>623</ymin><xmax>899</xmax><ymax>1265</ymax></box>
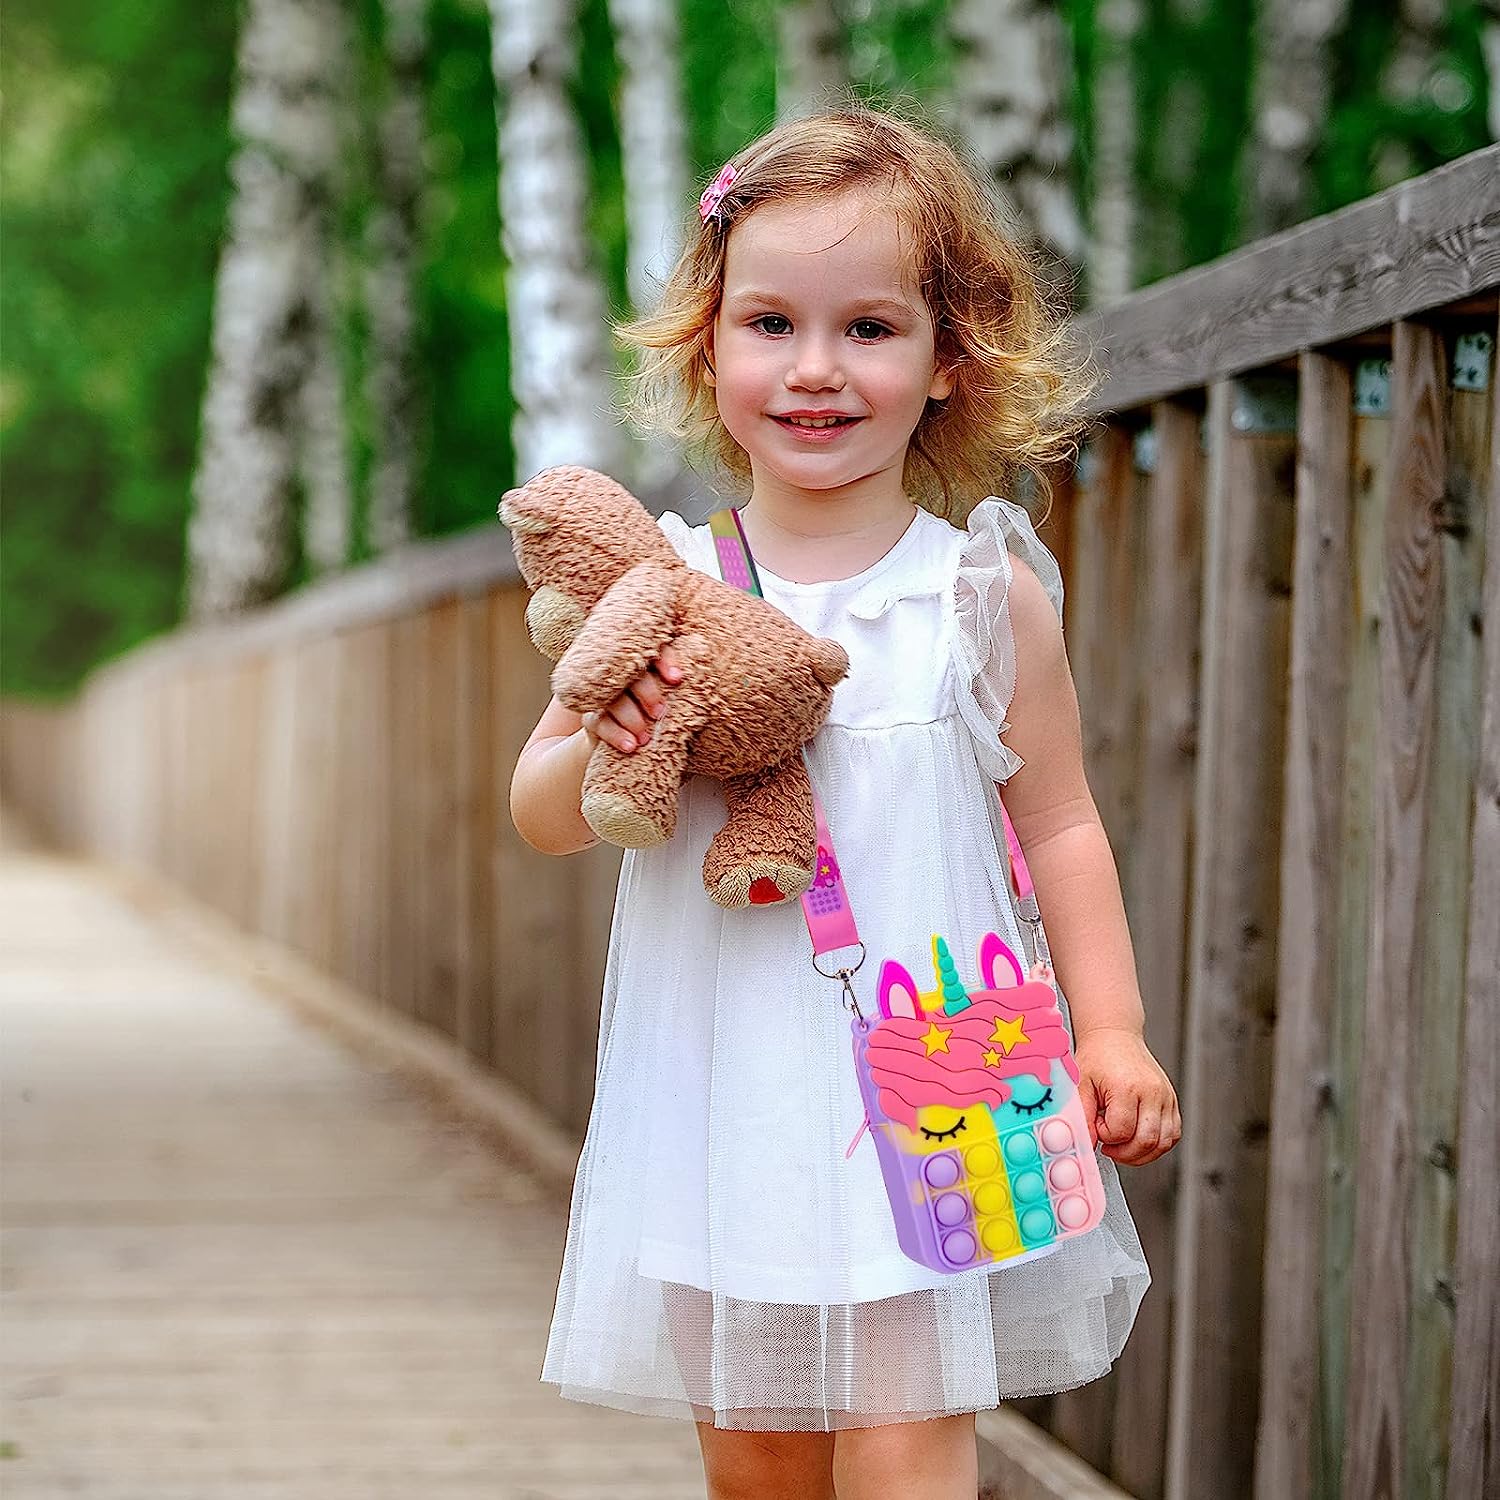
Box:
<box><xmin>541</xmin><ymin>499</ymin><xmax>1150</xmax><ymax>1432</ymax></box>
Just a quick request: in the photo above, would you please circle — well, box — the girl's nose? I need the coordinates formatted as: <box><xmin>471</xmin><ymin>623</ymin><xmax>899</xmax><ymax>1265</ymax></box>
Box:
<box><xmin>785</xmin><ymin>340</ymin><xmax>846</xmax><ymax>393</ymax></box>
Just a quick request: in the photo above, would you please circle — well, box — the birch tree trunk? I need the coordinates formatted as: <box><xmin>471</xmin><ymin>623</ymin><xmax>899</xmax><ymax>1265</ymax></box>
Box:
<box><xmin>949</xmin><ymin>0</ymin><xmax>1086</xmax><ymax>304</ymax></box>
<box><xmin>607</xmin><ymin>0</ymin><xmax>697</xmax><ymax>503</ymax></box>
<box><xmin>299</xmin><ymin>248</ymin><xmax>355</xmax><ymax>573</ymax></box>
<box><xmin>776</xmin><ymin>0</ymin><xmax>847</xmax><ymax>123</ymax></box>
<box><xmin>606</xmin><ymin>0</ymin><xmax>689</xmax><ymax>313</ymax></box>
<box><xmin>364</xmin><ymin>0</ymin><xmax>428</xmax><ymax>554</ymax></box>
<box><xmin>1377</xmin><ymin>0</ymin><xmax>1447</xmax><ymax>186</ymax></box>
<box><xmin>489</xmin><ymin>0</ymin><xmax>625</xmax><ymax>483</ymax></box>
<box><xmin>1088</xmin><ymin>0</ymin><xmax>1141</xmax><ymax>306</ymax></box>
<box><xmin>1248</xmin><ymin>0</ymin><xmax>1350</xmax><ymax>237</ymax></box>
<box><xmin>187</xmin><ymin>0</ymin><xmax>350</xmax><ymax>619</ymax></box>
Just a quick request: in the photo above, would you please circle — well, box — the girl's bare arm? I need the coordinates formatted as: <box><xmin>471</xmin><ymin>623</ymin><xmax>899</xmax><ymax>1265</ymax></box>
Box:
<box><xmin>509</xmin><ymin>646</ymin><xmax>685</xmax><ymax>856</ymax></box>
<box><xmin>993</xmin><ymin>560</ymin><xmax>1146</xmax><ymax>1042</ymax></box>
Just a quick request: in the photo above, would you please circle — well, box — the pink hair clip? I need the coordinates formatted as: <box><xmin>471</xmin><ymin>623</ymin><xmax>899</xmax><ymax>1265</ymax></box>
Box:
<box><xmin>699</xmin><ymin>162</ymin><xmax>738</xmax><ymax>225</ymax></box>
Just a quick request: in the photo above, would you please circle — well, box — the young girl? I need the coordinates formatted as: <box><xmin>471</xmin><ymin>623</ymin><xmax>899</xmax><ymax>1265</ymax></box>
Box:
<box><xmin>511</xmin><ymin>106</ymin><xmax>1181</xmax><ymax>1498</ymax></box>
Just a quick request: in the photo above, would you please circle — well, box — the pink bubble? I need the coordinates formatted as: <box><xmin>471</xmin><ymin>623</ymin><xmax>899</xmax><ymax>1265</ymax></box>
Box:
<box><xmin>1040</xmin><ymin>1119</ymin><xmax>1073</xmax><ymax>1154</ymax></box>
<box><xmin>1057</xmin><ymin>1194</ymin><xmax>1091</xmax><ymax>1230</ymax></box>
<box><xmin>1048</xmin><ymin>1158</ymin><xmax>1082</xmax><ymax>1192</ymax></box>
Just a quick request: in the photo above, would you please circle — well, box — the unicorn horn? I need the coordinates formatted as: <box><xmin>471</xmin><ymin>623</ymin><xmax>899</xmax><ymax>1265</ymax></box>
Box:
<box><xmin>933</xmin><ymin>935</ymin><xmax>972</xmax><ymax>1015</ymax></box>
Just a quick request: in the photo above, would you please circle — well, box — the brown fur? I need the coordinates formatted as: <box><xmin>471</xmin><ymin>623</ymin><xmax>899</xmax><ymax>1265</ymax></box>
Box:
<box><xmin>499</xmin><ymin>466</ymin><xmax>849</xmax><ymax>908</ymax></box>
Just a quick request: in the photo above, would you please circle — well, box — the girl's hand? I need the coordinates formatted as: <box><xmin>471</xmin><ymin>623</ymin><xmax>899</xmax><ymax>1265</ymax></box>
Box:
<box><xmin>579</xmin><ymin>644</ymin><xmax>685</xmax><ymax>754</ymax></box>
<box><xmin>1073</xmin><ymin>1027</ymin><xmax>1182</xmax><ymax>1166</ymax></box>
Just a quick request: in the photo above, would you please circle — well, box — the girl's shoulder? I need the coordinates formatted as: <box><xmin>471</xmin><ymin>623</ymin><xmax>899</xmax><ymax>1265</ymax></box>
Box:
<box><xmin>955</xmin><ymin>497</ymin><xmax>1064</xmax><ymax>625</ymax></box>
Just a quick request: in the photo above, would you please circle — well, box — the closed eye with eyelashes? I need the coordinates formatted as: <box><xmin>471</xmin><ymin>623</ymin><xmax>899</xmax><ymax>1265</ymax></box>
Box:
<box><xmin>919</xmin><ymin>1115</ymin><xmax>967</xmax><ymax>1141</ymax></box>
<box><xmin>1009</xmin><ymin>1088</ymin><xmax>1054</xmax><ymax>1117</ymax></box>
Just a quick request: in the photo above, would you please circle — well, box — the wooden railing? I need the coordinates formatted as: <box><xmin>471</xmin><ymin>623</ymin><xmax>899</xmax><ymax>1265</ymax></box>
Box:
<box><xmin>3</xmin><ymin>144</ymin><xmax>1497</xmax><ymax>1499</ymax></box>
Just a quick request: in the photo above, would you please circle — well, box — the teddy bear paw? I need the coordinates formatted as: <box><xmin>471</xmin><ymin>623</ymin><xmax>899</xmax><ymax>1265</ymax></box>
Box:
<box><xmin>712</xmin><ymin>860</ymin><xmax>813</xmax><ymax>909</ymax></box>
<box><xmin>582</xmin><ymin>790</ymin><xmax>670</xmax><ymax>849</ymax></box>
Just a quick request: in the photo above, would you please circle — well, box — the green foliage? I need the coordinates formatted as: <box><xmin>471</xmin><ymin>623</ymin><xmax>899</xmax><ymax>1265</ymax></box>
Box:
<box><xmin>2</xmin><ymin>0</ymin><xmax>1494</xmax><ymax>698</ymax></box>
<box><xmin>1</xmin><ymin>1</ymin><xmax>235</xmax><ymax>698</ymax></box>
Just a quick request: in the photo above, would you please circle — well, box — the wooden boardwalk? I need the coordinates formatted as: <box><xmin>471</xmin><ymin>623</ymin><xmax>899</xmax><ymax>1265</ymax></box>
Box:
<box><xmin>0</xmin><ymin>839</ymin><xmax>706</xmax><ymax>1499</ymax></box>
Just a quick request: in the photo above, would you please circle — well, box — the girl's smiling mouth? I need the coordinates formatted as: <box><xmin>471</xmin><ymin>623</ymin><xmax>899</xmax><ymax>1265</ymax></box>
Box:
<box><xmin>770</xmin><ymin>411</ymin><xmax>865</xmax><ymax>439</ymax></box>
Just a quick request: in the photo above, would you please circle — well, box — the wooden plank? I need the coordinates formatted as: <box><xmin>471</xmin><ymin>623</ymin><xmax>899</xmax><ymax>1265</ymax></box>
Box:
<box><xmin>334</xmin><ymin>624</ymin><xmax>391</xmax><ymax>1005</ymax></box>
<box><xmin>1407</xmin><ymin>326</ymin><xmax>1495</xmax><ymax>1500</ymax></box>
<box><xmin>976</xmin><ymin>1407</ymin><xmax>1137</xmax><ymax>1500</ymax></box>
<box><xmin>1110</xmin><ymin>399</ymin><xmax>1205</xmax><ymax>1500</ymax></box>
<box><xmin>420</xmin><ymin>601</ymin><xmax>462</xmax><ymax>1041</ymax></box>
<box><xmin>386</xmin><ymin>614</ymin><xmax>421</xmax><ymax>1018</ymax></box>
<box><xmin>1081</xmin><ymin>145</ymin><xmax>1500</xmax><ymax>415</ymax></box>
<box><xmin>1167</xmin><ymin>378</ymin><xmax>1296</xmax><ymax>1500</ymax></box>
<box><xmin>1312</xmin><ymin>348</ymin><xmax>1397</xmax><ymax>1499</ymax></box>
<box><xmin>0</xmin><ymin>847</ymin><xmax>697</xmax><ymax>1497</ymax></box>
<box><xmin>454</xmin><ymin>596</ymin><xmax>497</xmax><ymax>1066</ymax></box>
<box><xmin>256</xmin><ymin>650</ymin><xmax>299</xmax><ymax>948</ymax></box>
<box><xmin>1341</xmin><ymin>320</ymin><xmax>1448</xmax><ymax>1498</ymax></box>
<box><xmin>1253</xmin><ymin>351</ymin><xmax>1354</xmax><ymax>1500</ymax></box>
<box><xmin>1448</xmin><ymin>315</ymin><xmax>1500</xmax><ymax>1500</ymax></box>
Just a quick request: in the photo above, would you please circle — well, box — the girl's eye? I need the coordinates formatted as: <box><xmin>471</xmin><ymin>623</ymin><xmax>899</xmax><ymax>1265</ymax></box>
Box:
<box><xmin>751</xmin><ymin>314</ymin><xmax>791</xmax><ymax>335</ymax></box>
<box><xmin>850</xmin><ymin>319</ymin><xmax>892</xmax><ymax>341</ymax></box>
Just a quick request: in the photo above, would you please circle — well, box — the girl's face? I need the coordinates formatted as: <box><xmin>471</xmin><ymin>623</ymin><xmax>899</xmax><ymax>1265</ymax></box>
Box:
<box><xmin>708</xmin><ymin>190</ymin><xmax>953</xmax><ymax>506</ymax></box>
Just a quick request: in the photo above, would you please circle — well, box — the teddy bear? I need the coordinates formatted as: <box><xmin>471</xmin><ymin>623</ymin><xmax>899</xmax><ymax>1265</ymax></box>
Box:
<box><xmin>498</xmin><ymin>465</ymin><xmax>850</xmax><ymax>909</ymax></box>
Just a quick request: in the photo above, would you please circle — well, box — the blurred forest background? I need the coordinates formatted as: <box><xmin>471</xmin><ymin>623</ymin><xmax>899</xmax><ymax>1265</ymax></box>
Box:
<box><xmin>4</xmin><ymin>0</ymin><xmax>1499</xmax><ymax>699</ymax></box>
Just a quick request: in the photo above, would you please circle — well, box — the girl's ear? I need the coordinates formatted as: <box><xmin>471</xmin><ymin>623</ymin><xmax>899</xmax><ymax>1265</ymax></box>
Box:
<box><xmin>928</xmin><ymin>363</ymin><xmax>955</xmax><ymax>401</ymax></box>
<box><xmin>702</xmin><ymin>327</ymin><xmax>717</xmax><ymax>389</ymax></box>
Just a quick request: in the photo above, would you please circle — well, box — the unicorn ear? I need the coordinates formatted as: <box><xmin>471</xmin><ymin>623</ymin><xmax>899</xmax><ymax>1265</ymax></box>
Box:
<box><xmin>877</xmin><ymin>960</ymin><xmax>924</xmax><ymax>1020</ymax></box>
<box><xmin>978</xmin><ymin>932</ymin><xmax>1025</xmax><ymax>990</ymax></box>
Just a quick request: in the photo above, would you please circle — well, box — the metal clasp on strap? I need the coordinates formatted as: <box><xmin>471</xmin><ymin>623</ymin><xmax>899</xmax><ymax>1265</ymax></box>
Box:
<box><xmin>811</xmin><ymin>942</ymin><xmax>866</xmax><ymax>1019</ymax></box>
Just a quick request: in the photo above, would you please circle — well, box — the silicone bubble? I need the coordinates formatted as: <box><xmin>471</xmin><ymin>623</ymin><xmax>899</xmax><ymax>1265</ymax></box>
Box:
<box><xmin>973</xmin><ymin>1181</ymin><xmax>1008</xmax><ymax>1216</ymax></box>
<box><xmin>1048</xmin><ymin>1157</ymin><xmax>1083</xmax><ymax>1192</ymax></box>
<box><xmin>923</xmin><ymin>1153</ymin><xmax>961</xmax><ymax>1189</ymax></box>
<box><xmin>1020</xmin><ymin>1206</ymin><xmax>1054</xmax><ymax>1241</ymax></box>
<box><xmin>942</xmin><ymin>1229</ymin><xmax>978</xmax><ymax>1264</ymax></box>
<box><xmin>964</xmin><ymin>1144</ymin><xmax>1000</xmax><ymax>1177</ymax></box>
<box><xmin>1040</xmin><ymin>1119</ymin><xmax>1074</xmax><ymax>1155</ymax></box>
<box><xmin>1003</xmin><ymin>1132</ymin><xmax>1039</xmax><ymax>1167</ymax></box>
<box><xmin>933</xmin><ymin>1192</ymin><xmax>969</xmax><ymax>1227</ymax></box>
<box><xmin>1057</xmin><ymin>1194</ymin><xmax>1091</xmax><ymax>1230</ymax></box>
<box><xmin>981</xmin><ymin>1218</ymin><xmax>1019</xmax><ymax>1254</ymax></box>
<box><xmin>1014</xmin><ymin>1169</ymin><xmax>1046</xmax><ymax>1204</ymax></box>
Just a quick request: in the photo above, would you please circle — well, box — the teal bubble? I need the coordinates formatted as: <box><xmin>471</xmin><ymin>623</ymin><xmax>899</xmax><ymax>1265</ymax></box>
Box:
<box><xmin>1014</xmin><ymin>1169</ymin><xmax>1046</xmax><ymax>1203</ymax></box>
<box><xmin>1003</xmin><ymin>1131</ymin><xmax>1038</xmax><ymax>1166</ymax></box>
<box><xmin>1020</xmin><ymin>1206</ymin><xmax>1055</xmax><ymax>1242</ymax></box>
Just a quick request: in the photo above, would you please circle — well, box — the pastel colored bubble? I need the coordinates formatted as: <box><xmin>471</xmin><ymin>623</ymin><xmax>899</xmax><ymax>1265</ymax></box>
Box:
<box><xmin>1003</xmin><ymin>1131</ymin><xmax>1038</xmax><ymax>1166</ymax></box>
<box><xmin>923</xmin><ymin>1153</ymin><xmax>961</xmax><ymax>1189</ymax></box>
<box><xmin>1048</xmin><ymin>1157</ymin><xmax>1082</xmax><ymax>1192</ymax></box>
<box><xmin>982</xmin><ymin>1218</ymin><xmax>1019</xmax><ymax>1253</ymax></box>
<box><xmin>942</xmin><ymin>1229</ymin><xmax>978</xmax><ymax>1264</ymax></box>
<box><xmin>1020</xmin><ymin>1206</ymin><xmax>1054</xmax><ymax>1241</ymax></box>
<box><xmin>1057</xmin><ymin>1194</ymin><xmax>1091</xmax><ymax>1230</ymax></box>
<box><xmin>1040</xmin><ymin>1119</ymin><xmax>1073</xmax><ymax>1154</ymax></box>
<box><xmin>964</xmin><ymin>1144</ymin><xmax>1000</xmax><ymax>1178</ymax></box>
<box><xmin>933</xmin><ymin>1192</ymin><xmax>969</xmax><ymax>1227</ymax></box>
<box><xmin>1014</xmin><ymin>1169</ymin><xmax>1046</xmax><ymax>1203</ymax></box>
<box><xmin>973</xmin><ymin>1181</ymin><xmax>1009</xmax><ymax>1216</ymax></box>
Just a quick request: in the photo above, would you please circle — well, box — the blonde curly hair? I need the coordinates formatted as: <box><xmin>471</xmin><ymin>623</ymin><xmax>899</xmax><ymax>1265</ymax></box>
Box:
<box><xmin>616</xmin><ymin>102</ymin><xmax>1099</xmax><ymax>523</ymax></box>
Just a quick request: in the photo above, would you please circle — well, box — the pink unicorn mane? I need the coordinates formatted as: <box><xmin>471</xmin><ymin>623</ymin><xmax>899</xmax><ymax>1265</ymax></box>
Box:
<box><xmin>865</xmin><ymin>967</ymin><xmax>1078</xmax><ymax>1132</ymax></box>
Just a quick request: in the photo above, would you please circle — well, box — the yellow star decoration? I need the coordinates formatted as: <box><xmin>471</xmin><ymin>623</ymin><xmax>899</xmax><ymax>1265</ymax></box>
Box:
<box><xmin>919</xmin><ymin>1022</ymin><xmax>953</xmax><ymax>1057</ymax></box>
<box><xmin>982</xmin><ymin>1048</ymin><xmax>1003</xmax><ymax>1068</ymax></box>
<box><xmin>990</xmin><ymin>1015</ymin><xmax>1030</xmax><ymax>1055</ymax></box>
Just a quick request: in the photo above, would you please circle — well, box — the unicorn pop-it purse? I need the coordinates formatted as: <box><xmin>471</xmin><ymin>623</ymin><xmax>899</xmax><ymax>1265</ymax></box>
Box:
<box><xmin>708</xmin><ymin>507</ymin><xmax>1106</xmax><ymax>1275</ymax></box>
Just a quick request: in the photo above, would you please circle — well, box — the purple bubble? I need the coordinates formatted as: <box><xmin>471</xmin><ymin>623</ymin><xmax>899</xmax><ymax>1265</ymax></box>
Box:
<box><xmin>923</xmin><ymin>1153</ymin><xmax>961</xmax><ymax>1188</ymax></box>
<box><xmin>942</xmin><ymin>1229</ymin><xmax>978</xmax><ymax>1264</ymax></box>
<box><xmin>933</xmin><ymin>1192</ymin><xmax>969</xmax><ymax>1227</ymax></box>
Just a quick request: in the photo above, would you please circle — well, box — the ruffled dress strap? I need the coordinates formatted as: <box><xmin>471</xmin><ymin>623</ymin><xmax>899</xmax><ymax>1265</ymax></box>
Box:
<box><xmin>951</xmin><ymin>496</ymin><xmax>1065</xmax><ymax>784</ymax></box>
